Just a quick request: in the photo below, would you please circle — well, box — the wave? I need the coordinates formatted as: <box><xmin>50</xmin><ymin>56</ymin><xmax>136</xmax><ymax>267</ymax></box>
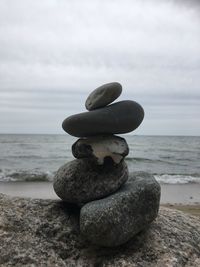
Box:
<box><xmin>2</xmin><ymin>155</ymin><xmax>70</xmax><ymax>160</ymax></box>
<box><xmin>0</xmin><ymin>169</ymin><xmax>54</xmax><ymax>182</ymax></box>
<box><xmin>126</xmin><ymin>157</ymin><xmax>161</xmax><ymax>163</ymax></box>
<box><xmin>0</xmin><ymin>169</ymin><xmax>200</xmax><ymax>184</ymax></box>
<box><xmin>154</xmin><ymin>174</ymin><xmax>200</xmax><ymax>184</ymax></box>
<box><xmin>125</xmin><ymin>157</ymin><xmax>188</xmax><ymax>166</ymax></box>
<box><xmin>9</xmin><ymin>155</ymin><xmax>44</xmax><ymax>159</ymax></box>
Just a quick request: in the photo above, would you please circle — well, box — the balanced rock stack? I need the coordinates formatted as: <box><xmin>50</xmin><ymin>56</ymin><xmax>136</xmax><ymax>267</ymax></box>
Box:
<box><xmin>53</xmin><ymin>82</ymin><xmax>161</xmax><ymax>247</ymax></box>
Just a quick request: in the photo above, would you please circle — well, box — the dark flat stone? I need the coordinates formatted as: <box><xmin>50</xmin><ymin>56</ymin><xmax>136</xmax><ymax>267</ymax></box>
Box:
<box><xmin>85</xmin><ymin>82</ymin><xmax>122</xmax><ymax>110</ymax></box>
<box><xmin>80</xmin><ymin>172</ymin><xmax>161</xmax><ymax>247</ymax></box>
<box><xmin>72</xmin><ymin>135</ymin><xmax>129</xmax><ymax>165</ymax></box>
<box><xmin>62</xmin><ymin>100</ymin><xmax>144</xmax><ymax>137</ymax></box>
<box><xmin>53</xmin><ymin>159</ymin><xmax>128</xmax><ymax>204</ymax></box>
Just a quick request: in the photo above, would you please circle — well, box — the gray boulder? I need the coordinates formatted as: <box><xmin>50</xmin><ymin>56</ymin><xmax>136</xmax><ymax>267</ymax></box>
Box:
<box><xmin>72</xmin><ymin>135</ymin><xmax>129</xmax><ymax>164</ymax></box>
<box><xmin>80</xmin><ymin>172</ymin><xmax>161</xmax><ymax>247</ymax></box>
<box><xmin>53</xmin><ymin>159</ymin><xmax>128</xmax><ymax>204</ymax></box>
<box><xmin>85</xmin><ymin>82</ymin><xmax>122</xmax><ymax>110</ymax></box>
<box><xmin>0</xmin><ymin>193</ymin><xmax>200</xmax><ymax>267</ymax></box>
<box><xmin>62</xmin><ymin>100</ymin><xmax>144</xmax><ymax>137</ymax></box>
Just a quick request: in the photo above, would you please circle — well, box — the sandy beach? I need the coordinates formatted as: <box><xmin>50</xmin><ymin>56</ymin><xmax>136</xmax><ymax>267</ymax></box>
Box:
<box><xmin>0</xmin><ymin>182</ymin><xmax>200</xmax><ymax>217</ymax></box>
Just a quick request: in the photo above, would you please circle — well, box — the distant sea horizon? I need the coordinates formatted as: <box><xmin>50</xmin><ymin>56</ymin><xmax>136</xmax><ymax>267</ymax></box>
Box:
<box><xmin>1</xmin><ymin>133</ymin><xmax>200</xmax><ymax>137</ymax></box>
<box><xmin>0</xmin><ymin>134</ymin><xmax>200</xmax><ymax>185</ymax></box>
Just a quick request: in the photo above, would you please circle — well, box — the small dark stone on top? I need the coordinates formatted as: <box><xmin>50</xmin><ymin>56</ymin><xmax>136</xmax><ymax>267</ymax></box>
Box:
<box><xmin>85</xmin><ymin>82</ymin><xmax>122</xmax><ymax>110</ymax></box>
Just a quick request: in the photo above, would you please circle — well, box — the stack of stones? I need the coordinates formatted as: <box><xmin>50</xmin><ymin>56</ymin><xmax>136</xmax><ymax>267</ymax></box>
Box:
<box><xmin>53</xmin><ymin>82</ymin><xmax>161</xmax><ymax>247</ymax></box>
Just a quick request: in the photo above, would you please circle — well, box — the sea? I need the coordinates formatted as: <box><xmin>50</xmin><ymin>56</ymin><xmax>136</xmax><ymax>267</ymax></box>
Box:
<box><xmin>0</xmin><ymin>134</ymin><xmax>200</xmax><ymax>185</ymax></box>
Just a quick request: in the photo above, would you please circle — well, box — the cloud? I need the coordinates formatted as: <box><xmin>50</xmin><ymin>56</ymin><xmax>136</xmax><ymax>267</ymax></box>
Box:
<box><xmin>0</xmin><ymin>0</ymin><xmax>199</xmax><ymax>135</ymax></box>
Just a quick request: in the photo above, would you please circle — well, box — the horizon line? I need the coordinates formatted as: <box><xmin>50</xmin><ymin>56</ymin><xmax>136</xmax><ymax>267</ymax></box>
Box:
<box><xmin>0</xmin><ymin>133</ymin><xmax>199</xmax><ymax>137</ymax></box>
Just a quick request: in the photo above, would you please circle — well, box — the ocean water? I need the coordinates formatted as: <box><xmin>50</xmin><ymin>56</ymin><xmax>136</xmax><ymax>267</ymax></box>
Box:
<box><xmin>0</xmin><ymin>134</ymin><xmax>200</xmax><ymax>184</ymax></box>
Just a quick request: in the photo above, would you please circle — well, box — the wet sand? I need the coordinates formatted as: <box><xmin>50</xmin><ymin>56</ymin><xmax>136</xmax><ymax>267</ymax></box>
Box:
<box><xmin>160</xmin><ymin>183</ymin><xmax>200</xmax><ymax>205</ymax></box>
<box><xmin>0</xmin><ymin>181</ymin><xmax>58</xmax><ymax>200</ymax></box>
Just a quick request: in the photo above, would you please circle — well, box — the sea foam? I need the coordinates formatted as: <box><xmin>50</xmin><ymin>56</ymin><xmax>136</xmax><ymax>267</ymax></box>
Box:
<box><xmin>154</xmin><ymin>174</ymin><xmax>200</xmax><ymax>184</ymax></box>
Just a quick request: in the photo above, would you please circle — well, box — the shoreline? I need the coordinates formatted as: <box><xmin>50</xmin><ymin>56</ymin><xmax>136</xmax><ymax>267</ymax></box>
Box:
<box><xmin>0</xmin><ymin>181</ymin><xmax>200</xmax><ymax>204</ymax></box>
<box><xmin>0</xmin><ymin>181</ymin><xmax>200</xmax><ymax>217</ymax></box>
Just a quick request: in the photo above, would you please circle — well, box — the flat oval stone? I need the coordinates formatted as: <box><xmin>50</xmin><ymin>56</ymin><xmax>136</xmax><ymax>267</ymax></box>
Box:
<box><xmin>62</xmin><ymin>100</ymin><xmax>144</xmax><ymax>137</ymax></box>
<box><xmin>80</xmin><ymin>172</ymin><xmax>161</xmax><ymax>247</ymax></box>
<box><xmin>72</xmin><ymin>135</ymin><xmax>129</xmax><ymax>165</ymax></box>
<box><xmin>53</xmin><ymin>159</ymin><xmax>128</xmax><ymax>204</ymax></box>
<box><xmin>85</xmin><ymin>82</ymin><xmax>122</xmax><ymax>110</ymax></box>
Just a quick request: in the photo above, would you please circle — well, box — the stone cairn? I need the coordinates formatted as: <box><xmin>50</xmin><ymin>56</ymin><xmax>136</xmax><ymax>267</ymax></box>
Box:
<box><xmin>53</xmin><ymin>82</ymin><xmax>161</xmax><ymax>247</ymax></box>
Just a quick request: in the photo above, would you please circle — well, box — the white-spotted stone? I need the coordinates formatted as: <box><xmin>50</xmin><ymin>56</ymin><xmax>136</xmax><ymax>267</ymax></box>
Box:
<box><xmin>72</xmin><ymin>135</ymin><xmax>129</xmax><ymax>164</ymax></box>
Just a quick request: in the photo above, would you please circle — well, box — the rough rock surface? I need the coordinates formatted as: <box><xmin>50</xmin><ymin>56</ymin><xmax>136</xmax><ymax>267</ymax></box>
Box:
<box><xmin>85</xmin><ymin>82</ymin><xmax>122</xmax><ymax>110</ymax></box>
<box><xmin>80</xmin><ymin>172</ymin><xmax>161</xmax><ymax>247</ymax></box>
<box><xmin>0</xmin><ymin>193</ymin><xmax>200</xmax><ymax>267</ymax></box>
<box><xmin>62</xmin><ymin>100</ymin><xmax>144</xmax><ymax>137</ymax></box>
<box><xmin>53</xmin><ymin>159</ymin><xmax>128</xmax><ymax>204</ymax></box>
<box><xmin>72</xmin><ymin>135</ymin><xmax>129</xmax><ymax>164</ymax></box>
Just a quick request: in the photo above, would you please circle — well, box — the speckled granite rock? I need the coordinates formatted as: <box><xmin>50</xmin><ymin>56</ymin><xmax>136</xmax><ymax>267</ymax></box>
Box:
<box><xmin>53</xmin><ymin>159</ymin><xmax>128</xmax><ymax>204</ymax></box>
<box><xmin>80</xmin><ymin>172</ymin><xmax>161</xmax><ymax>247</ymax></box>
<box><xmin>72</xmin><ymin>135</ymin><xmax>129</xmax><ymax>164</ymax></box>
<box><xmin>0</xmin><ymin>193</ymin><xmax>200</xmax><ymax>267</ymax></box>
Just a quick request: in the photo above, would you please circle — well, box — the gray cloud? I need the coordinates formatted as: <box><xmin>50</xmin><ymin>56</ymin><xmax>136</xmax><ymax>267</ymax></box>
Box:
<box><xmin>0</xmin><ymin>0</ymin><xmax>199</xmax><ymax>135</ymax></box>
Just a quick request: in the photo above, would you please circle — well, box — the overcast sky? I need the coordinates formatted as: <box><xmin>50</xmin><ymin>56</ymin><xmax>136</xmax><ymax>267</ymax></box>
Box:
<box><xmin>0</xmin><ymin>0</ymin><xmax>199</xmax><ymax>135</ymax></box>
